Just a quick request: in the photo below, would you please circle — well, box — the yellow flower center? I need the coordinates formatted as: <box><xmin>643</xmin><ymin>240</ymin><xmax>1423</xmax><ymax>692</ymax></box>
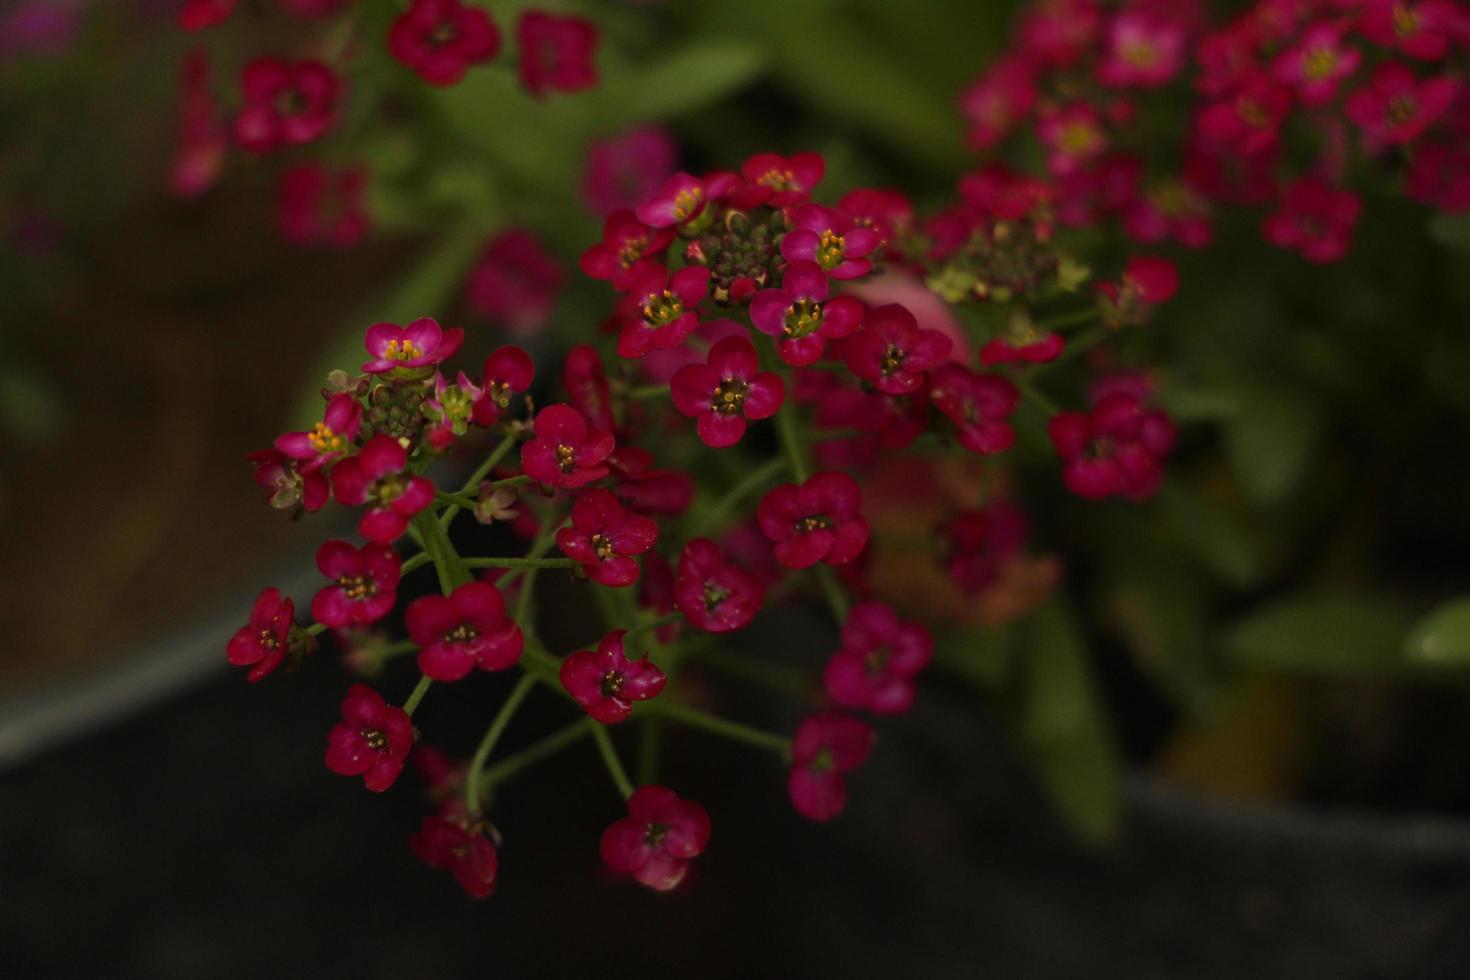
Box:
<box><xmin>308</xmin><ymin>423</ymin><xmax>345</xmax><ymax>454</ymax></box>
<box><xmin>385</xmin><ymin>338</ymin><xmax>423</xmax><ymax>362</ymax></box>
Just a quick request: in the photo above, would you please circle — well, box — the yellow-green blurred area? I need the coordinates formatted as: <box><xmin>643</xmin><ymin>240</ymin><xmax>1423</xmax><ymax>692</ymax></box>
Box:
<box><xmin>3</xmin><ymin>0</ymin><xmax>1470</xmax><ymax>828</ymax></box>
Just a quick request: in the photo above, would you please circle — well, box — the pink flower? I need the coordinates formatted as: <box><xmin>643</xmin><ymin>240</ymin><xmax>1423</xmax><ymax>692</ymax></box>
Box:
<box><xmin>409</xmin><ymin>816</ymin><xmax>498</xmax><ymax>898</ymax></box>
<box><xmin>168</xmin><ymin>49</ymin><xmax>226</xmax><ymax>199</ymax></box>
<box><xmin>311</xmin><ymin>540</ymin><xmax>402</xmax><ymax>627</ymax></box>
<box><xmin>232</xmin><ymin>57</ymin><xmax>340</xmax><ymax>154</ymax></box>
<box><xmin>579</xmin><ymin>210</ymin><xmax>676</xmax><ymax>290</ymax></box>
<box><xmin>609</xmin><ymin>448</ymin><xmax>696</xmax><ymax>517</ymax></box>
<box><xmin>562</xmin><ymin>345</ymin><xmax>616</xmax><ymax>433</ymax></box>
<box><xmin>274</xmin><ymin>393</ymin><xmax>362</xmax><ymax>471</ymax></box>
<box><xmin>1407</xmin><ymin>141</ymin><xmax>1470</xmax><ymax>211</ymax></box>
<box><xmin>1096</xmin><ymin>255</ymin><xmax>1179</xmax><ymax>325</ymax></box>
<box><xmin>471</xmin><ymin>345</ymin><xmax>535</xmax><ymax>427</ymax></box>
<box><xmin>615</xmin><ymin>264</ymin><xmax>709</xmax><ymax>358</ymax></box>
<box><xmin>600</xmin><ymin>785</ymin><xmax>711</xmax><ymax>891</ymax></box>
<box><xmin>521</xmin><ymin>403</ymin><xmax>615</xmax><ymax>488</ymax></box>
<box><xmin>749</xmin><ymin>261</ymin><xmax>864</xmax><ymax>366</ymax></box>
<box><xmin>787</xmin><ymin>712</ymin><xmax>875</xmax><ymax>822</ymax></box>
<box><xmin>939</xmin><ymin>502</ymin><xmax>1029</xmax><ymax>593</ymax></box>
<box><xmin>841</xmin><ymin>303</ymin><xmax>954</xmax><ymax>396</ymax></box>
<box><xmin>278</xmin><ymin>0</ymin><xmax>354</xmax><ymax>17</ymax></box>
<box><xmin>757</xmin><ymin>471</ymin><xmax>869</xmax><ymax>570</ymax></box>
<box><xmin>732</xmin><ymin>151</ymin><xmax>825</xmax><ymax>208</ymax></box>
<box><xmin>1345</xmin><ymin>61</ymin><xmax>1458</xmax><ymax>145</ymax></box>
<box><xmin>1037</xmin><ymin>102</ymin><xmax>1108</xmax><ymax>177</ymax></box>
<box><xmin>1360</xmin><ymin>0</ymin><xmax>1457</xmax><ymax>61</ymax></box>
<box><xmin>1123</xmin><ymin>177</ymin><xmax>1214</xmax><ymax>248</ymax></box>
<box><xmin>836</xmin><ymin>188</ymin><xmax>914</xmax><ymax>255</ymax></box>
<box><xmin>361</xmin><ymin>317</ymin><xmax>464</xmax><ymax>378</ymax></box>
<box><xmin>330</xmin><ymin>435</ymin><xmax>435</xmax><ymax>543</ymax></box>
<box><xmin>1262</xmin><ymin>177</ymin><xmax>1362</xmax><ymax>263</ymax></box>
<box><xmin>389</xmin><ymin>0</ymin><xmax>500</xmax><ymax>87</ymax></box>
<box><xmin>1048</xmin><ymin>392</ymin><xmax>1176</xmax><ymax>501</ymax></box>
<box><xmin>556</xmin><ymin>488</ymin><xmax>659</xmax><ymax>587</ymax></box>
<box><xmin>464</xmin><ymin>228</ymin><xmax>565</xmax><ymax>336</ymax></box>
<box><xmin>559</xmin><ymin>629</ymin><xmax>666</xmax><ymax>723</ymax></box>
<box><xmin>277</xmin><ymin>164</ymin><xmax>369</xmax><ymax>248</ymax></box>
<box><xmin>635</xmin><ymin>171</ymin><xmax>737</xmax><ymax>230</ymax></box>
<box><xmin>1195</xmin><ymin>71</ymin><xmax>1292</xmax><ymax>157</ymax></box>
<box><xmin>928</xmin><ymin>364</ymin><xmax>1019</xmax><ymax>455</ymax></box>
<box><xmin>1098</xmin><ymin>9</ymin><xmax>1188</xmax><ymax>88</ymax></box>
<box><xmin>227</xmin><ymin>587</ymin><xmax>295</xmax><ymax>682</ymax></box>
<box><xmin>324</xmin><ymin>683</ymin><xmax>414</xmax><ymax>792</ymax></box>
<box><xmin>674</xmin><ymin>538</ymin><xmax>763</xmax><ymax>633</ymax></box>
<box><xmin>669</xmin><ymin>336</ymin><xmax>785</xmax><ymax>448</ymax></box>
<box><xmin>959</xmin><ymin>55</ymin><xmax>1036</xmax><ymax>150</ymax></box>
<box><xmin>583</xmin><ymin>125</ymin><xmax>679</xmax><ymax>216</ymax></box>
<box><xmin>179</xmin><ymin>0</ymin><xmax>236</xmax><ymax>32</ymax></box>
<box><xmin>1018</xmin><ymin>0</ymin><xmax>1103</xmax><ymax>67</ymax></box>
<box><xmin>979</xmin><ymin>326</ymin><xmax>1065</xmax><ymax>367</ymax></box>
<box><xmin>823</xmin><ymin>601</ymin><xmax>932</xmax><ymax>715</ymax></box>
<box><xmin>247</xmin><ymin>447</ymin><xmax>330</xmax><ymax>512</ymax></box>
<box><xmin>516</xmin><ymin>10</ymin><xmax>597</xmax><ymax>97</ymax></box>
<box><xmin>780</xmin><ymin>203</ymin><xmax>880</xmax><ymax>280</ymax></box>
<box><xmin>406</xmin><ymin>581</ymin><xmax>523</xmax><ymax>681</ymax></box>
<box><xmin>422</xmin><ymin>371</ymin><xmax>485</xmax><ymax>451</ymax></box>
<box><xmin>1272</xmin><ymin>21</ymin><xmax>1362</xmax><ymax>107</ymax></box>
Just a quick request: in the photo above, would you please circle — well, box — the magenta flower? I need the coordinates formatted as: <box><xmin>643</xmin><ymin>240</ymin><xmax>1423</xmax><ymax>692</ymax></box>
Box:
<box><xmin>583</xmin><ymin>125</ymin><xmax>679</xmax><ymax>216</ymax></box>
<box><xmin>409</xmin><ymin>816</ymin><xmax>498</xmax><ymax>898</ymax></box>
<box><xmin>669</xmin><ymin>336</ymin><xmax>785</xmax><ymax>448</ymax></box>
<box><xmin>635</xmin><ymin>171</ymin><xmax>737</xmax><ymax>230</ymax></box>
<box><xmin>1195</xmin><ymin>71</ymin><xmax>1291</xmax><ymax>158</ymax></box>
<box><xmin>749</xmin><ymin>261</ymin><xmax>865</xmax><ymax>366</ymax></box>
<box><xmin>837</xmin><ymin>188</ymin><xmax>914</xmax><ymax>255</ymax></box>
<box><xmin>841</xmin><ymin>303</ymin><xmax>953</xmax><ymax>396</ymax></box>
<box><xmin>979</xmin><ymin>330</ymin><xmax>1064</xmax><ymax>367</ymax></box>
<box><xmin>787</xmin><ymin>712</ymin><xmax>875</xmax><ymax>822</ymax></box>
<box><xmin>1123</xmin><ymin>177</ymin><xmax>1214</xmax><ymax>249</ymax></box>
<box><xmin>232</xmin><ymin>57</ymin><xmax>340</xmax><ymax>154</ymax></box>
<box><xmin>939</xmin><ymin>501</ymin><xmax>1030</xmax><ymax>593</ymax></box>
<box><xmin>1098</xmin><ymin>9</ymin><xmax>1187</xmax><ymax>88</ymax></box>
<box><xmin>757</xmin><ymin>471</ymin><xmax>869</xmax><ymax>570</ymax></box>
<box><xmin>959</xmin><ymin>54</ymin><xmax>1036</xmax><ymax>150</ymax></box>
<box><xmin>1048</xmin><ymin>391</ymin><xmax>1176</xmax><ymax>501</ymax></box>
<box><xmin>423</xmin><ymin>371</ymin><xmax>486</xmax><ymax>452</ymax></box>
<box><xmin>1262</xmin><ymin>178</ymin><xmax>1363</xmax><ymax>264</ymax></box>
<box><xmin>330</xmin><ymin>435</ymin><xmax>435</xmax><ymax>544</ymax></box>
<box><xmin>1096</xmin><ymin>255</ymin><xmax>1179</xmax><ymax>324</ymax></box>
<box><xmin>389</xmin><ymin>0</ymin><xmax>500</xmax><ymax>87</ymax></box>
<box><xmin>562</xmin><ymin>345</ymin><xmax>617</xmax><ymax>433</ymax></box>
<box><xmin>674</xmin><ymin>538</ymin><xmax>763</xmax><ymax>633</ymax></box>
<box><xmin>1406</xmin><ymin>141</ymin><xmax>1470</xmax><ymax>212</ymax></box>
<box><xmin>180</xmin><ymin>0</ymin><xmax>236</xmax><ymax>32</ymax></box>
<box><xmin>781</xmin><ymin>203</ymin><xmax>879</xmax><ymax>280</ymax></box>
<box><xmin>928</xmin><ymin>364</ymin><xmax>1019</xmax><ymax>455</ymax></box>
<box><xmin>1272</xmin><ymin>22</ymin><xmax>1361</xmax><ymax>107</ymax></box>
<box><xmin>1037</xmin><ymin>102</ymin><xmax>1107</xmax><ymax>177</ymax></box>
<box><xmin>406</xmin><ymin>581</ymin><xmax>523</xmax><ymax>681</ymax></box>
<box><xmin>247</xmin><ymin>447</ymin><xmax>329</xmax><ymax>512</ymax></box>
<box><xmin>324</xmin><ymin>683</ymin><xmax>414</xmax><ymax>792</ymax></box>
<box><xmin>168</xmin><ymin>49</ymin><xmax>227</xmax><ymax>200</ymax></box>
<box><xmin>600</xmin><ymin>785</ymin><xmax>711</xmax><ymax>891</ymax></box>
<box><xmin>362</xmin><ymin>317</ymin><xmax>464</xmax><ymax>378</ymax></box>
<box><xmin>277</xmin><ymin>164</ymin><xmax>369</xmax><ymax>248</ymax></box>
<box><xmin>733</xmin><ymin>150</ymin><xmax>825</xmax><ymax>208</ymax></box>
<box><xmin>279</xmin><ymin>0</ymin><xmax>354</xmax><ymax>16</ymax></box>
<box><xmin>1360</xmin><ymin>0</ymin><xmax>1456</xmax><ymax>61</ymax></box>
<box><xmin>1345</xmin><ymin>62</ymin><xmax>1458</xmax><ymax>145</ymax></box>
<box><xmin>615</xmin><ymin>263</ymin><xmax>709</xmax><ymax>358</ymax></box>
<box><xmin>274</xmin><ymin>393</ymin><xmax>362</xmax><ymax>472</ymax></box>
<box><xmin>610</xmin><ymin>448</ymin><xmax>696</xmax><ymax>517</ymax></box>
<box><xmin>227</xmin><ymin>587</ymin><xmax>295</xmax><ymax>683</ymax></box>
<box><xmin>311</xmin><ymin>539</ymin><xmax>402</xmax><ymax>627</ymax></box>
<box><xmin>521</xmin><ymin>403</ymin><xmax>615</xmax><ymax>488</ymax></box>
<box><xmin>556</xmin><ymin>488</ymin><xmax>659</xmax><ymax>587</ymax></box>
<box><xmin>464</xmin><ymin>228</ymin><xmax>565</xmax><ymax>336</ymax></box>
<box><xmin>823</xmin><ymin>601</ymin><xmax>933</xmax><ymax>716</ymax></box>
<box><xmin>516</xmin><ymin>10</ymin><xmax>597</xmax><ymax>97</ymax></box>
<box><xmin>559</xmin><ymin>629</ymin><xmax>666</xmax><ymax>724</ymax></box>
<box><xmin>579</xmin><ymin>210</ymin><xmax>676</xmax><ymax>290</ymax></box>
<box><xmin>471</xmin><ymin>345</ymin><xmax>535</xmax><ymax>428</ymax></box>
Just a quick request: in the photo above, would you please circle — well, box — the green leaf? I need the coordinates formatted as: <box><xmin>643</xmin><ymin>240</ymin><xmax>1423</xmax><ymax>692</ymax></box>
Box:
<box><xmin>597</xmin><ymin>41</ymin><xmax>768</xmax><ymax>127</ymax></box>
<box><xmin>930</xmin><ymin>625</ymin><xmax>1015</xmax><ymax>691</ymax></box>
<box><xmin>1429</xmin><ymin>212</ymin><xmax>1470</xmax><ymax>253</ymax></box>
<box><xmin>1015</xmin><ymin>601</ymin><xmax>1123</xmax><ymax>843</ymax></box>
<box><xmin>1404</xmin><ymin>599</ymin><xmax>1470</xmax><ymax>667</ymax></box>
<box><xmin>1158</xmin><ymin>481</ymin><xmax>1263</xmax><ymax>588</ymax></box>
<box><xmin>1223</xmin><ymin>591</ymin><xmax>1413</xmax><ymax>675</ymax></box>
<box><xmin>1223</xmin><ymin>386</ymin><xmax>1322</xmax><ymax>505</ymax></box>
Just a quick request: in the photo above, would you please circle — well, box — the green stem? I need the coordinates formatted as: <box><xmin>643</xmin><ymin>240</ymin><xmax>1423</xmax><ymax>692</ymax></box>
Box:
<box><xmin>476</xmin><ymin>720</ymin><xmax>592</xmax><ymax>794</ymax></box>
<box><xmin>774</xmin><ymin>380</ymin><xmax>811</xmax><ymax>484</ymax></box>
<box><xmin>305</xmin><ymin>623</ymin><xmax>327</xmax><ymax>637</ymax></box>
<box><xmin>1014</xmin><ymin>375</ymin><xmax>1062</xmax><ymax>417</ymax></box>
<box><xmin>626</xmin><ymin>384</ymin><xmax>667</xmax><ymax>401</ymax></box>
<box><xmin>814</xmin><ymin>564</ymin><xmax>851</xmax><ymax>622</ymax></box>
<box><xmin>1040</xmin><ymin>305</ymin><xmax>1102</xmax><ymax>332</ymax></box>
<box><xmin>401</xmin><ymin>552</ymin><xmax>433</xmax><ymax>575</ymax></box>
<box><xmin>463</xmin><ymin>556</ymin><xmax>574</xmax><ymax>570</ymax></box>
<box><xmin>637</xmin><ymin>715</ymin><xmax>664</xmax><ymax>785</ymax></box>
<box><xmin>683</xmin><ymin>645</ymin><xmax>809</xmax><ymax>697</ymax></box>
<box><xmin>499</xmin><ymin>523</ymin><xmax>561</xmax><ymax>592</ymax></box>
<box><xmin>590</xmin><ymin>723</ymin><xmax>635</xmax><ymax>799</ymax></box>
<box><xmin>1029</xmin><ymin>325</ymin><xmax>1109</xmax><ymax>380</ymax></box>
<box><xmin>621</xmin><ymin>611</ymin><xmax>682</xmax><ymax>642</ymax></box>
<box><xmin>439</xmin><ymin>432</ymin><xmax>521</xmax><ymax>529</ymax></box>
<box><xmin>434</xmin><ymin>490</ymin><xmax>479</xmax><ymax>509</ymax></box>
<box><xmin>650</xmin><ymin>700</ymin><xmax>791</xmax><ymax>756</ymax></box>
<box><xmin>417</xmin><ymin>511</ymin><xmax>473</xmax><ymax>591</ymax></box>
<box><xmin>464</xmin><ymin>673</ymin><xmax>538</xmax><ymax>813</ymax></box>
<box><xmin>403</xmin><ymin>674</ymin><xmax>433</xmax><ymax>717</ymax></box>
<box><xmin>696</xmin><ymin>455</ymin><xmax>789</xmax><ymax>535</ymax></box>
